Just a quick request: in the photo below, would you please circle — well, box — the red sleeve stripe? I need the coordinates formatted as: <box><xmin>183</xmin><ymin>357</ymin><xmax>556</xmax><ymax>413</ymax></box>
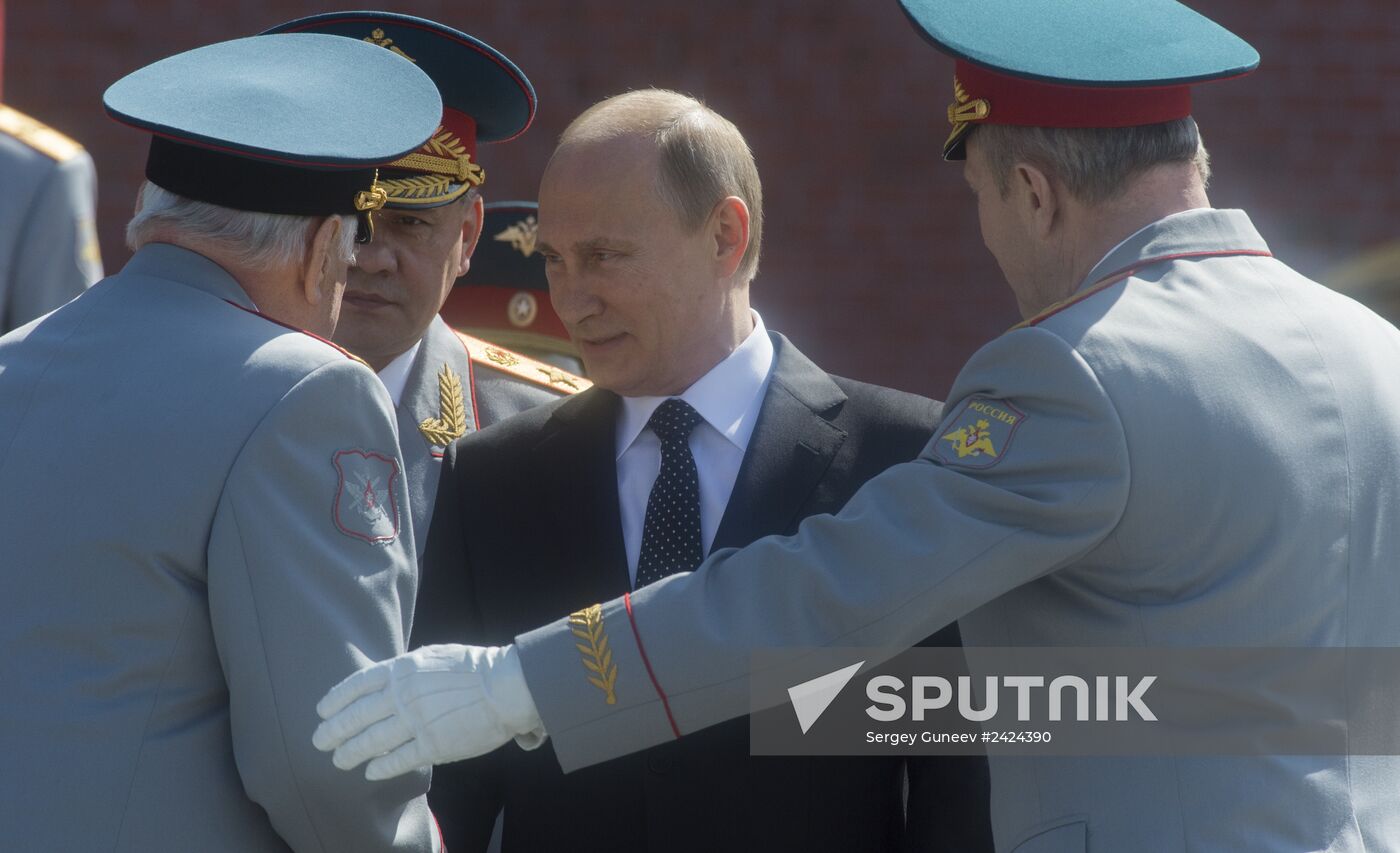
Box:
<box><xmin>624</xmin><ymin>591</ymin><xmax>682</xmax><ymax>740</ymax></box>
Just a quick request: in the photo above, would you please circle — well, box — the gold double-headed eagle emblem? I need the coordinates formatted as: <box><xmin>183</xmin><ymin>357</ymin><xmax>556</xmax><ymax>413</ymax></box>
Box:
<box><xmin>494</xmin><ymin>215</ymin><xmax>540</xmax><ymax>258</ymax></box>
<box><xmin>941</xmin><ymin>418</ymin><xmax>998</xmax><ymax>460</ymax></box>
<box><xmin>364</xmin><ymin>28</ymin><xmax>416</xmax><ymax>62</ymax></box>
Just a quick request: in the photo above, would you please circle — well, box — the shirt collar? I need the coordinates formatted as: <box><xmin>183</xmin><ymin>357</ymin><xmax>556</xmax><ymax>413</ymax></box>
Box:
<box><xmin>615</xmin><ymin>311</ymin><xmax>775</xmax><ymax>460</ymax></box>
<box><xmin>377</xmin><ymin>340</ymin><xmax>423</xmax><ymax>408</ymax></box>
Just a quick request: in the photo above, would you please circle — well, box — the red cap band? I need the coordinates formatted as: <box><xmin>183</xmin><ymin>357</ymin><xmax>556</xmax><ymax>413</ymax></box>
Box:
<box><xmin>436</xmin><ymin>107</ymin><xmax>478</xmax><ymax>160</ymax></box>
<box><xmin>441</xmin><ymin>286</ymin><xmax>570</xmax><ymax>342</ymax></box>
<box><xmin>954</xmin><ymin>59</ymin><xmax>1193</xmax><ymax>129</ymax></box>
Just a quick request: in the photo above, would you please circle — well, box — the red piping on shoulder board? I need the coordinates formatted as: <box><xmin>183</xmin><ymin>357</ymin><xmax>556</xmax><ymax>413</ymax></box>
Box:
<box><xmin>432</xmin><ymin>812</ymin><xmax>446</xmax><ymax>853</ymax></box>
<box><xmin>451</xmin><ymin>332</ymin><xmax>483</xmax><ymax>430</ymax></box>
<box><xmin>221</xmin><ymin>299</ymin><xmax>365</xmax><ymax>362</ymax></box>
<box><xmin>1020</xmin><ymin>248</ymin><xmax>1273</xmax><ymax>329</ymax></box>
<box><xmin>624</xmin><ymin>591</ymin><xmax>682</xmax><ymax>739</ymax></box>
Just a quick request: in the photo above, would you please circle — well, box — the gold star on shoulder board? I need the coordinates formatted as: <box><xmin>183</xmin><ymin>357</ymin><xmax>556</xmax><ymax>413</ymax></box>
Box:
<box><xmin>418</xmin><ymin>365</ymin><xmax>468</xmax><ymax>446</ymax></box>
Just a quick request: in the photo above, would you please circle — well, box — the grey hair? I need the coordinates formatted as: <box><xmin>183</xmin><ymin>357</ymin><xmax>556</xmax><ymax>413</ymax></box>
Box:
<box><xmin>975</xmin><ymin>116</ymin><xmax>1212</xmax><ymax>205</ymax></box>
<box><xmin>126</xmin><ymin>181</ymin><xmax>358</xmax><ymax>270</ymax></box>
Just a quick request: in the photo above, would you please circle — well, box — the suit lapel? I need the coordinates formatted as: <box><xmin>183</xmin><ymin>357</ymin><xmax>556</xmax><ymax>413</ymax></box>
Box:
<box><xmin>536</xmin><ymin>388</ymin><xmax>632</xmax><ymax>592</ymax></box>
<box><xmin>713</xmin><ymin>333</ymin><xmax>849</xmax><ymax>550</ymax></box>
<box><xmin>398</xmin><ymin>316</ymin><xmax>479</xmax><ymax>559</ymax></box>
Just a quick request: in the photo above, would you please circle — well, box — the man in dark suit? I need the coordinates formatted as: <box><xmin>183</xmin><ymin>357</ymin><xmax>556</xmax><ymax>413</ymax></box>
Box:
<box><xmin>413</xmin><ymin>88</ymin><xmax>991</xmax><ymax>853</ymax></box>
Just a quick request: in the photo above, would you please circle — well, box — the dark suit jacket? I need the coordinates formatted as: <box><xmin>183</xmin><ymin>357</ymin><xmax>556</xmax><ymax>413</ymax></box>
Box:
<box><xmin>415</xmin><ymin>333</ymin><xmax>992</xmax><ymax>853</ymax></box>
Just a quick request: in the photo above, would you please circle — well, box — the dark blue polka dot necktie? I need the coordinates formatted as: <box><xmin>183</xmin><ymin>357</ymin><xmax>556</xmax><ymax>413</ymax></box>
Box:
<box><xmin>635</xmin><ymin>398</ymin><xmax>705</xmax><ymax>588</ymax></box>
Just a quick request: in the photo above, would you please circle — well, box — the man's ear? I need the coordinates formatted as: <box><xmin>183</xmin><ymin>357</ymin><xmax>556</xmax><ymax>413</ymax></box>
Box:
<box><xmin>455</xmin><ymin>194</ymin><xmax>487</xmax><ymax>279</ymax></box>
<box><xmin>711</xmin><ymin>196</ymin><xmax>750</xmax><ymax>279</ymax></box>
<box><xmin>302</xmin><ymin>216</ymin><xmax>344</xmax><ymax>306</ymax></box>
<box><xmin>1013</xmin><ymin>162</ymin><xmax>1060</xmax><ymax>241</ymax></box>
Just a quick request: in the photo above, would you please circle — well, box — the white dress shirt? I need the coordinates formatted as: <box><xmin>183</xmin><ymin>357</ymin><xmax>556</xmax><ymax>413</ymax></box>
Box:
<box><xmin>615</xmin><ymin>311</ymin><xmax>775</xmax><ymax>587</ymax></box>
<box><xmin>376</xmin><ymin>340</ymin><xmax>422</xmax><ymax>408</ymax></box>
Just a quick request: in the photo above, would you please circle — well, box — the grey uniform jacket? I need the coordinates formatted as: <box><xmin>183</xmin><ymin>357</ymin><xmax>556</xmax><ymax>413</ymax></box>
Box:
<box><xmin>514</xmin><ymin>209</ymin><xmax>1400</xmax><ymax>852</ymax></box>
<box><xmin>392</xmin><ymin>314</ymin><xmax>586</xmax><ymax>557</ymax></box>
<box><xmin>0</xmin><ymin>105</ymin><xmax>104</xmax><ymax>333</ymax></box>
<box><xmin>0</xmin><ymin>244</ymin><xmax>438</xmax><ymax>852</ymax></box>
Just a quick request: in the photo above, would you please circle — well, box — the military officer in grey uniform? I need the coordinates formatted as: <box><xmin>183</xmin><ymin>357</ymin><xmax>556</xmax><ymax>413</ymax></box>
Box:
<box><xmin>265</xmin><ymin>13</ymin><xmax>589</xmax><ymax>553</ymax></box>
<box><xmin>0</xmin><ymin>35</ymin><xmax>446</xmax><ymax>851</ymax></box>
<box><xmin>0</xmin><ymin>103</ymin><xmax>103</xmax><ymax>332</ymax></box>
<box><xmin>315</xmin><ymin>1</ymin><xmax>1400</xmax><ymax>850</ymax></box>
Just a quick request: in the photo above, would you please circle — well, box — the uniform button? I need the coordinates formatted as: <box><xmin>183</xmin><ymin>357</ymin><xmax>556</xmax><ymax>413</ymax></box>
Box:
<box><xmin>646</xmin><ymin>755</ymin><xmax>672</xmax><ymax>775</ymax></box>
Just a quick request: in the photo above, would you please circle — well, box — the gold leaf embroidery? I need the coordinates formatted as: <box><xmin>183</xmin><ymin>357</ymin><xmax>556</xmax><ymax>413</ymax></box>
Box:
<box><xmin>569</xmin><ymin>604</ymin><xmax>617</xmax><ymax>704</ymax></box>
<box><xmin>380</xmin><ymin>174</ymin><xmax>455</xmax><ymax>200</ymax></box>
<box><xmin>418</xmin><ymin>365</ymin><xmax>468</xmax><ymax>446</ymax></box>
<box><xmin>423</xmin><ymin>128</ymin><xmax>468</xmax><ymax>159</ymax></box>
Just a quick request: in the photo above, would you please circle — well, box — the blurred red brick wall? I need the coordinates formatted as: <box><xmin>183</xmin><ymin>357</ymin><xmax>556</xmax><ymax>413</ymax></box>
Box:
<box><xmin>6</xmin><ymin>1</ymin><xmax>1399</xmax><ymax>398</ymax></box>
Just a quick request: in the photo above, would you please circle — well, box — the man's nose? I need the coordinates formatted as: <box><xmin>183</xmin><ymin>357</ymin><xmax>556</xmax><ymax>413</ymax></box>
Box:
<box><xmin>547</xmin><ymin>267</ymin><xmax>601</xmax><ymax>326</ymax></box>
<box><xmin>352</xmin><ymin>232</ymin><xmax>396</xmax><ymax>276</ymax></box>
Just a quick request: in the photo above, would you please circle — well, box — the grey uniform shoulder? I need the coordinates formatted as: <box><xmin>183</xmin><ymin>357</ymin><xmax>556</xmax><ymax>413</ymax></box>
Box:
<box><xmin>208</xmin><ymin>298</ymin><xmax>379</xmax><ymax>394</ymax></box>
<box><xmin>0</xmin><ymin>104</ymin><xmax>87</xmax><ymax>168</ymax></box>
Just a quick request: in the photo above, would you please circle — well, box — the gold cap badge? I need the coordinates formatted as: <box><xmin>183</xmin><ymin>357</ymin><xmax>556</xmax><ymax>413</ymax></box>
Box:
<box><xmin>945</xmin><ymin>76</ymin><xmax>992</xmax><ymax>154</ymax></box>
<box><xmin>507</xmin><ymin>291</ymin><xmax>539</xmax><ymax>328</ymax></box>
<box><xmin>364</xmin><ymin>28</ymin><xmax>416</xmax><ymax>62</ymax></box>
<box><xmin>494</xmin><ymin>215</ymin><xmax>539</xmax><ymax>258</ymax></box>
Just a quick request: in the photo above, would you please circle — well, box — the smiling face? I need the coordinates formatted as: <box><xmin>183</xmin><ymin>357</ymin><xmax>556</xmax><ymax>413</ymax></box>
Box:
<box><xmin>333</xmin><ymin>194</ymin><xmax>483</xmax><ymax>371</ymax></box>
<box><xmin>537</xmin><ymin>134</ymin><xmax>738</xmax><ymax>397</ymax></box>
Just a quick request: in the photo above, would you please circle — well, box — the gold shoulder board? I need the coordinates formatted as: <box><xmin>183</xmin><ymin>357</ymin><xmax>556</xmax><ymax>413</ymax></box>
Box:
<box><xmin>454</xmin><ymin>331</ymin><xmax>592</xmax><ymax>394</ymax></box>
<box><xmin>0</xmin><ymin>105</ymin><xmax>84</xmax><ymax>162</ymax></box>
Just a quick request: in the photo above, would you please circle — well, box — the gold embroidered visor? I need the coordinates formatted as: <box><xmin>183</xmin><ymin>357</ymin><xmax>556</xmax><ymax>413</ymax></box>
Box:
<box><xmin>379</xmin><ymin>108</ymin><xmax>486</xmax><ymax>207</ymax></box>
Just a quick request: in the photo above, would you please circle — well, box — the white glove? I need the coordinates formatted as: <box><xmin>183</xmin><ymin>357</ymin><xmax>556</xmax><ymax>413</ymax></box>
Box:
<box><xmin>312</xmin><ymin>643</ymin><xmax>546</xmax><ymax>781</ymax></box>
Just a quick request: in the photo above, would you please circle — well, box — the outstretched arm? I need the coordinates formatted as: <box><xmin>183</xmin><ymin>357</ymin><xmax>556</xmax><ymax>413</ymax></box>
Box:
<box><xmin>315</xmin><ymin>327</ymin><xmax>1130</xmax><ymax>778</ymax></box>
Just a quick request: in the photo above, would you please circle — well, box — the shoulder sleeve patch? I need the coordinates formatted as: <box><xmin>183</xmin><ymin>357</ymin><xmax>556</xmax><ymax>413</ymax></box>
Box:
<box><xmin>0</xmin><ymin>105</ymin><xmax>83</xmax><ymax>162</ymax></box>
<box><xmin>454</xmin><ymin>330</ymin><xmax>592</xmax><ymax>395</ymax></box>
<box><xmin>332</xmin><ymin>450</ymin><xmax>402</xmax><ymax>544</ymax></box>
<box><xmin>932</xmin><ymin>396</ymin><xmax>1027</xmax><ymax>469</ymax></box>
